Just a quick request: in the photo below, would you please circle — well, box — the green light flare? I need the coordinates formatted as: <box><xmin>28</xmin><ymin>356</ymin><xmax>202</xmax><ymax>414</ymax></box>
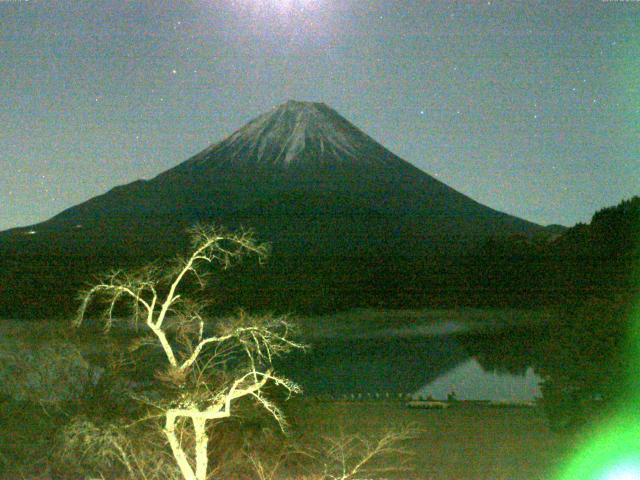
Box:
<box><xmin>600</xmin><ymin>461</ymin><xmax>640</xmax><ymax>480</ymax></box>
<box><xmin>552</xmin><ymin>230</ymin><xmax>640</xmax><ymax>479</ymax></box>
<box><xmin>554</xmin><ymin>412</ymin><xmax>640</xmax><ymax>480</ymax></box>
<box><xmin>553</xmin><ymin>262</ymin><xmax>640</xmax><ymax>479</ymax></box>
<box><xmin>627</xmin><ymin>299</ymin><xmax>640</xmax><ymax>400</ymax></box>
<box><xmin>553</xmin><ymin>19</ymin><xmax>640</xmax><ymax>463</ymax></box>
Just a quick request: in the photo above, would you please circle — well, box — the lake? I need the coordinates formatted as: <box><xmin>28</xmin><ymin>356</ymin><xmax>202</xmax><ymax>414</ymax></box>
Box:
<box><xmin>0</xmin><ymin>316</ymin><xmax>549</xmax><ymax>403</ymax></box>
<box><xmin>278</xmin><ymin>322</ymin><xmax>547</xmax><ymax>401</ymax></box>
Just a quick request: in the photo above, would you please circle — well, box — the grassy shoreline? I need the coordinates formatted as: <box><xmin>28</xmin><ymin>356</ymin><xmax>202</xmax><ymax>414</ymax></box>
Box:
<box><xmin>286</xmin><ymin>398</ymin><xmax>575</xmax><ymax>480</ymax></box>
<box><xmin>0</xmin><ymin>398</ymin><xmax>576</xmax><ymax>480</ymax></box>
<box><xmin>0</xmin><ymin>310</ymin><xmax>571</xmax><ymax>479</ymax></box>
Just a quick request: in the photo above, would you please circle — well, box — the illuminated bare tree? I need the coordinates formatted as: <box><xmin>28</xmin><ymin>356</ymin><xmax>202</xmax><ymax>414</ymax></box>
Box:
<box><xmin>244</xmin><ymin>425</ymin><xmax>418</xmax><ymax>480</ymax></box>
<box><xmin>317</xmin><ymin>427</ymin><xmax>416</xmax><ymax>480</ymax></box>
<box><xmin>75</xmin><ymin>225</ymin><xmax>303</xmax><ymax>480</ymax></box>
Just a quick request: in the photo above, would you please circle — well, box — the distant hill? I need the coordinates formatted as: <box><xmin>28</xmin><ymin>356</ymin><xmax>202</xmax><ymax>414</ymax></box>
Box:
<box><xmin>0</xmin><ymin>100</ymin><xmax>547</xmax><ymax>317</ymax></box>
<box><xmin>554</xmin><ymin>196</ymin><xmax>640</xmax><ymax>256</ymax></box>
<box><xmin>464</xmin><ymin>196</ymin><xmax>639</xmax><ymax>307</ymax></box>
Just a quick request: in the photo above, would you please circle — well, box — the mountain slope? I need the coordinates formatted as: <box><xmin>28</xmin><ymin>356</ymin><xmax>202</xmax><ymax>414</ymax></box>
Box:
<box><xmin>2</xmin><ymin>100</ymin><xmax>541</xmax><ymax>252</ymax></box>
<box><xmin>0</xmin><ymin>100</ymin><xmax>546</xmax><ymax>316</ymax></box>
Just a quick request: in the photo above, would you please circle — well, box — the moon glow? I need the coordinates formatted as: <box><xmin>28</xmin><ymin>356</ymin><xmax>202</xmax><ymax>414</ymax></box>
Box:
<box><xmin>244</xmin><ymin>0</ymin><xmax>322</xmax><ymax>17</ymax></box>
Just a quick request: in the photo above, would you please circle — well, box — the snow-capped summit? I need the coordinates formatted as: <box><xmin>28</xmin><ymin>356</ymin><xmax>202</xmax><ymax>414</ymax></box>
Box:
<box><xmin>226</xmin><ymin>100</ymin><xmax>360</xmax><ymax>165</ymax></box>
<box><xmin>176</xmin><ymin>100</ymin><xmax>399</xmax><ymax>171</ymax></box>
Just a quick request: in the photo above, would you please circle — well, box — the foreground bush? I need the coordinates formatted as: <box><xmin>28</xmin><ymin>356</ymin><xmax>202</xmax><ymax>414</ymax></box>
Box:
<box><xmin>75</xmin><ymin>225</ymin><xmax>303</xmax><ymax>480</ymax></box>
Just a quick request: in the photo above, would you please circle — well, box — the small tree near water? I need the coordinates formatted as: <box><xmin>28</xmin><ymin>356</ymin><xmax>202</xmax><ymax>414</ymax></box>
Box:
<box><xmin>75</xmin><ymin>225</ymin><xmax>303</xmax><ymax>480</ymax></box>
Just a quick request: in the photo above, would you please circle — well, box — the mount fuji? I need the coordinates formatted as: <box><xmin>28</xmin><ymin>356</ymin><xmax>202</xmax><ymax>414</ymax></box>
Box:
<box><xmin>3</xmin><ymin>100</ymin><xmax>541</xmax><ymax>250</ymax></box>
<box><xmin>0</xmin><ymin>100</ymin><xmax>545</xmax><ymax>315</ymax></box>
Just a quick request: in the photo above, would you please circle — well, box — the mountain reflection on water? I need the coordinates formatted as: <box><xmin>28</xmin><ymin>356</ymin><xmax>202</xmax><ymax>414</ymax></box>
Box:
<box><xmin>277</xmin><ymin>323</ymin><xmax>547</xmax><ymax>401</ymax></box>
<box><xmin>414</xmin><ymin>359</ymin><xmax>541</xmax><ymax>401</ymax></box>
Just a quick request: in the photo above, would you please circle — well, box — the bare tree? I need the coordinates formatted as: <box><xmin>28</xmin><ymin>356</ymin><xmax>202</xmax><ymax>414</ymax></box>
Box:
<box><xmin>244</xmin><ymin>425</ymin><xmax>418</xmax><ymax>480</ymax></box>
<box><xmin>76</xmin><ymin>225</ymin><xmax>304</xmax><ymax>480</ymax></box>
<box><xmin>316</xmin><ymin>427</ymin><xmax>416</xmax><ymax>480</ymax></box>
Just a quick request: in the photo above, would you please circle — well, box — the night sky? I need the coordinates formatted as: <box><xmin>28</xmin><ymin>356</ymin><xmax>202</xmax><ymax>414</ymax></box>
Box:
<box><xmin>2</xmin><ymin>0</ymin><xmax>638</xmax><ymax>231</ymax></box>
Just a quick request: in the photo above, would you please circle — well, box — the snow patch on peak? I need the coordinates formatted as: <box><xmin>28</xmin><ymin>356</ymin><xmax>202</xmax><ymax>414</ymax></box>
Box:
<box><xmin>281</xmin><ymin>99</ymin><xmax>324</xmax><ymax>109</ymax></box>
<box><xmin>221</xmin><ymin>100</ymin><xmax>364</xmax><ymax>166</ymax></box>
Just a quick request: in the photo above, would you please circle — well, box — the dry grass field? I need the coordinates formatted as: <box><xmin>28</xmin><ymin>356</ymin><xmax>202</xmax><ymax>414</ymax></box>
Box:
<box><xmin>287</xmin><ymin>400</ymin><xmax>576</xmax><ymax>480</ymax></box>
<box><xmin>0</xmin><ymin>314</ymin><xmax>573</xmax><ymax>479</ymax></box>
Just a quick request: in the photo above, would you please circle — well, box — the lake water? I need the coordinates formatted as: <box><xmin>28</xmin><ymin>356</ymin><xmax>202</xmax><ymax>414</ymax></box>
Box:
<box><xmin>278</xmin><ymin>325</ymin><xmax>545</xmax><ymax>401</ymax></box>
<box><xmin>1</xmin><ymin>319</ymin><xmax>547</xmax><ymax>403</ymax></box>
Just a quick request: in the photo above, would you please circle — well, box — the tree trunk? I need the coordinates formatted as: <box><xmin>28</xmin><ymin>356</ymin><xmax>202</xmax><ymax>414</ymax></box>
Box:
<box><xmin>165</xmin><ymin>412</ymin><xmax>197</xmax><ymax>480</ymax></box>
<box><xmin>193</xmin><ymin>416</ymin><xmax>209</xmax><ymax>480</ymax></box>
